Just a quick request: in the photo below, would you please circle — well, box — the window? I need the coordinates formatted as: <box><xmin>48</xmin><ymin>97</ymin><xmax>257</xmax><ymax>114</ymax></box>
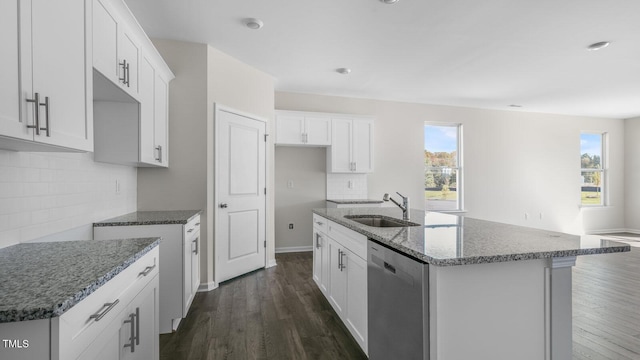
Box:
<box><xmin>424</xmin><ymin>123</ymin><xmax>462</xmax><ymax>211</ymax></box>
<box><xmin>580</xmin><ymin>132</ymin><xmax>606</xmax><ymax>206</ymax></box>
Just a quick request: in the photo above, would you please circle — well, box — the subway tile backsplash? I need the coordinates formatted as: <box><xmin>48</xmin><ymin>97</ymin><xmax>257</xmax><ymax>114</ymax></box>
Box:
<box><xmin>326</xmin><ymin>173</ymin><xmax>368</xmax><ymax>199</ymax></box>
<box><xmin>0</xmin><ymin>150</ymin><xmax>136</xmax><ymax>248</ymax></box>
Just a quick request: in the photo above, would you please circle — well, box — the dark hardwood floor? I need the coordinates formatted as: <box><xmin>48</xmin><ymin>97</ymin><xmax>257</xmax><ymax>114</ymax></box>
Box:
<box><xmin>160</xmin><ymin>252</ymin><xmax>367</xmax><ymax>360</ymax></box>
<box><xmin>161</xmin><ymin>247</ymin><xmax>640</xmax><ymax>360</ymax></box>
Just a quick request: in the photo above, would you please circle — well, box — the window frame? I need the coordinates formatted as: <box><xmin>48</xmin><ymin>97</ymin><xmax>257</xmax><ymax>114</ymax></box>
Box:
<box><xmin>580</xmin><ymin>132</ymin><xmax>607</xmax><ymax>207</ymax></box>
<box><xmin>424</xmin><ymin>122</ymin><xmax>463</xmax><ymax>212</ymax></box>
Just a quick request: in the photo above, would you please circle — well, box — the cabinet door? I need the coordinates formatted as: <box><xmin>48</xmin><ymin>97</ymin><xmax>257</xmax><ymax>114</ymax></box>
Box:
<box><xmin>0</xmin><ymin>0</ymin><xmax>27</xmax><ymax>141</ymax></box>
<box><xmin>330</xmin><ymin>118</ymin><xmax>353</xmax><ymax>172</ymax></box>
<box><xmin>183</xmin><ymin>231</ymin><xmax>194</xmax><ymax>316</ymax></box>
<box><xmin>312</xmin><ymin>229</ymin><xmax>323</xmax><ymax>289</ymax></box>
<box><xmin>328</xmin><ymin>240</ymin><xmax>347</xmax><ymax>315</ymax></box>
<box><xmin>352</xmin><ymin>119</ymin><xmax>374</xmax><ymax>173</ymax></box>
<box><xmin>131</xmin><ymin>276</ymin><xmax>159</xmax><ymax>360</ymax></box>
<box><xmin>275</xmin><ymin>114</ymin><xmax>304</xmax><ymax>145</ymax></box>
<box><xmin>153</xmin><ymin>75</ymin><xmax>168</xmax><ymax>167</ymax></box>
<box><xmin>191</xmin><ymin>234</ymin><xmax>201</xmax><ymax>296</ymax></box>
<box><xmin>92</xmin><ymin>0</ymin><xmax>118</xmax><ymax>83</ymax></box>
<box><xmin>305</xmin><ymin>116</ymin><xmax>331</xmax><ymax>145</ymax></box>
<box><xmin>139</xmin><ymin>56</ymin><xmax>156</xmax><ymax>164</ymax></box>
<box><xmin>30</xmin><ymin>0</ymin><xmax>91</xmax><ymax>150</ymax></box>
<box><xmin>77</xmin><ymin>323</ymin><xmax>120</xmax><ymax>360</ymax></box>
<box><xmin>119</xmin><ymin>28</ymin><xmax>140</xmax><ymax>95</ymax></box>
<box><xmin>345</xmin><ymin>250</ymin><xmax>368</xmax><ymax>353</ymax></box>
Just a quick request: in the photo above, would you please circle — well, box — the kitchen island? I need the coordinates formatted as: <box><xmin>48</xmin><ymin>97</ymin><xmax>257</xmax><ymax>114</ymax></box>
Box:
<box><xmin>312</xmin><ymin>207</ymin><xmax>630</xmax><ymax>360</ymax></box>
<box><xmin>0</xmin><ymin>237</ymin><xmax>160</xmax><ymax>360</ymax></box>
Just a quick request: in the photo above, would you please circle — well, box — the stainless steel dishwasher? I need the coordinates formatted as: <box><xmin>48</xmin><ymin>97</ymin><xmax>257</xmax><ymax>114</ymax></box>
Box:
<box><xmin>368</xmin><ymin>240</ymin><xmax>429</xmax><ymax>360</ymax></box>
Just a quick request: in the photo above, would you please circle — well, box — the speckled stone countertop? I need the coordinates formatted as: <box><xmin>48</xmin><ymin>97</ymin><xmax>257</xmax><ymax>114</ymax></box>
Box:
<box><xmin>312</xmin><ymin>208</ymin><xmax>630</xmax><ymax>266</ymax></box>
<box><xmin>93</xmin><ymin>210</ymin><xmax>202</xmax><ymax>227</ymax></box>
<box><xmin>0</xmin><ymin>237</ymin><xmax>160</xmax><ymax>323</ymax></box>
<box><xmin>326</xmin><ymin>199</ymin><xmax>384</xmax><ymax>204</ymax></box>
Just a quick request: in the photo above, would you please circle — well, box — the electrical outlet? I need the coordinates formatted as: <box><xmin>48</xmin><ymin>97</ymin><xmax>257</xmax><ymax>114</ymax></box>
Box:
<box><xmin>115</xmin><ymin>179</ymin><xmax>121</xmax><ymax>195</ymax></box>
<box><xmin>539</xmin><ymin>212</ymin><xmax>543</xmax><ymax>220</ymax></box>
<box><xmin>287</xmin><ymin>180</ymin><xmax>294</xmax><ymax>189</ymax></box>
<box><xmin>524</xmin><ymin>212</ymin><xmax>528</xmax><ymax>220</ymax></box>
<box><xmin>289</xmin><ymin>223</ymin><xmax>294</xmax><ymax>229</ymax></box>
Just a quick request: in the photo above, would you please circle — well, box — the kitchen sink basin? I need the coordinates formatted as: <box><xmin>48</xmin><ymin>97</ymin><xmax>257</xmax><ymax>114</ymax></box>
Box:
<box><xmin>344</xmin><ymin>215</ymin><xmax>421</xmax><ymax>228</ymax></box>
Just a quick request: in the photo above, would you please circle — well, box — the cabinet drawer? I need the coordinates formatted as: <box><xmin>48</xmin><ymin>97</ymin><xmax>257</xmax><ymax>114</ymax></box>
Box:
<box><xmin>313</xmin><ymin>214</ymin><xmax>329</xmax><ymax>234</ymax></box>
<box><xmin>54</xmin><ymin>246</ymin><xmax>159</xmax><ymax>360</ymax></box>
<box><xmin>327</xmin><ymin>220</ymin><xmax>367</xmax><ymax>260</ymax></box>
<box><xmin>184</xmin><ymin>215</ymin><xmax>201</xmax><ymax>240</ymax></box>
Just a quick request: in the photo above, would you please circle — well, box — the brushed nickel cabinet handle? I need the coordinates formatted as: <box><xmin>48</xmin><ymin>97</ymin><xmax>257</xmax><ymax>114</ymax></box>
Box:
<box><xmin>193</xmin><ymin>238</ymin><xmax>198</xmax><ymax>254</ymax></box>
<box><xmin>89</xmin><ymin>299</ymin><xmax>120</xmax><ymax>321</ymax></box>
<box><xmin>119</xmin><ymin>60</ymin><xmax>127</xmax><ymax>84</ymax></box>
<box><xmin>139</xmin><ymin>264</ymin><xmax>156</xmax><ymax>276</ymax></box>
<box><xmin>26</xmin><ymin>92</ymin><xmax>41</xmax><ymax>135</ymax></box>
<box><xmin>123</xmin><ymin>312</ymin><xmax>136</xmax><ymax>352</ymax></box>
<box><xmin>155</xmin><ymin>145</ymin><xmax>163</xmax><ymax>163</ymax></box>
<box><xmin>39</xmin><ymin>96</ymin><xmax>50</xmax><ymax>137</ymax></box>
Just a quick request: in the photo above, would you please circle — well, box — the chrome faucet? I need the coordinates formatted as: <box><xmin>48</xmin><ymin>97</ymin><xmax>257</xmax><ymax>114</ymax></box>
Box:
<box><xmin>383</xmin><ymin>192</ymin><xmax>410</xmax><ymax>220</ymax></box>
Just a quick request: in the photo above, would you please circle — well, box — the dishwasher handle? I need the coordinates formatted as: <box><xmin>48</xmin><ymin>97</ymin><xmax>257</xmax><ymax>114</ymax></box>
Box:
<box><xmin>370</xmin><ymin>254</ymin><xmax>414</xmax><ymax>286</ymax></box>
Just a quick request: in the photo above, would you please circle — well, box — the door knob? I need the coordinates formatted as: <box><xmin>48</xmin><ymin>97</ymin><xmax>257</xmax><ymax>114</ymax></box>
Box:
<box><xmin>219</xmin><ymin>203</ymin><xmax>228</xmax><ymax>208</ymax></box>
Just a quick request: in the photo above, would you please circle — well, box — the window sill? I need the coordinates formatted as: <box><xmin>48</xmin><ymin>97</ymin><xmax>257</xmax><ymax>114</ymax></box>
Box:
<box><xmin>428</xmin><ymin>209</ymin><xmax>467</xmax><ymax>214</ymax></box>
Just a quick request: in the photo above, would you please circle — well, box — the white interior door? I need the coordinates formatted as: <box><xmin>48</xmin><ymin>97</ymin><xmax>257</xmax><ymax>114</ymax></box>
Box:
<box><xmin>215</xmin><ymin>106</ymin><xmax>266</xmax><ymax>283</ymax></box>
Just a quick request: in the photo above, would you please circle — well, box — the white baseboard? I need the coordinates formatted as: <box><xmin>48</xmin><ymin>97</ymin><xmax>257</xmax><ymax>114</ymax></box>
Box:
<box><xmin>266</xmin><ymin>259</ymin><xmax>278</xmax><ymax>268</ymax></box>
<box><xmin>197</xmin><ymin>281</ymin><xmax>218</xmax><ymax>292</ymax></box>
<box><xmin>275</xmin><ymin>246</ymin><xmax>313</xmax><ymax>254</ymax></box>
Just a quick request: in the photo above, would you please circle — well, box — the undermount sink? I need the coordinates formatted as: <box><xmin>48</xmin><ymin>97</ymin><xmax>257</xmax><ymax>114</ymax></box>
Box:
<box><xmin>344</xmin><ymin>215</ymin><xmax>421</xmax><ymax>228</ymax></box>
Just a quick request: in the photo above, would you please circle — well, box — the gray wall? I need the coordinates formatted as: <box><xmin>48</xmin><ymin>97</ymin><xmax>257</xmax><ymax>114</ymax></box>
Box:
<box><xmin>275</xmin><ymin>147</ymin><xmax>327</xmax><ymax>251</ymax></box>
<box><xmin>138</xmin><ymin>39</ymin><xmax>275</xmax><ymax>288</ymax></box>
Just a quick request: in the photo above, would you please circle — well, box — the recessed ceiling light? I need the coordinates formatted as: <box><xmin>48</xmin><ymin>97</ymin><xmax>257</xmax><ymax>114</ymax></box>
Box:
<box><xmin>244</xmin><ymin>18</ymin><xmax>264</xmax><ymax>30</ymax></box>
<box><xmin>380</xmin><ymin>0</ymin><xmax>400</xmax><ymax>3</ymax></box>
<box><xmin>587</xmin><ymin>41</ymin><xmax>610</xmax><ymax>51</ymax></box>
<box><xmin>336</xmin><ymin>68</ymin><xmax>351</xmax><ymax>75</ymax></box>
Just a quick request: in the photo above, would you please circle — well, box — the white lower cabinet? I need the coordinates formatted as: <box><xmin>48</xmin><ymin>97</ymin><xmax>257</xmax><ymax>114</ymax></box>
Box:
<box><xmin>0</xmin><ymin>247</ymin><xmax>159</xmax><ymax>360</ymax></box>
<box><xmin>79</xmin><ymin>272</ymin><xmax>159</xmax><ymax>360</ymax></box>
<box><xmin>94</xmin><ymin>215</ymin><xmax>201</xmax><ymax>334</ymax></box>
<box><xmin>313</xmin><ymin>214</ymin><xmax>368</xmax><ymax>355</ymax></box>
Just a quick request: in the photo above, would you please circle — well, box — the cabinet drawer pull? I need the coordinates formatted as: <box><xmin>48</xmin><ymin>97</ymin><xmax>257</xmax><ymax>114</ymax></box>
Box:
<box><xmin>195</xmin><ymin>222</ymin><xmax>200</xmax><ymax>226</ymax></box>
<box><xmin>339</xmin><ymin>250</ymin><xmax>347</xmax><ymax>271</ymax></box>
<box><xmin>89</xmin><ymin>299</ymin><xmax>120</xmax><ymax>321</ymax></box>
<box><xmin>315</xmin><ymin>233</ymin><xmax>321</xmax><ymax>248</ymax></box>
<box><xmin>192</xmin><ymin>238</ymin><xmax>199</xmax><ymax>254</ymax></box>
<box><xmin>187</xmin><ymin>228</ymin><xmax>194</xmax><ymax>233</ymax></box>
<box><xmin>139</xmin><ymin>264</ymin><xmax>156</xmax><ymax>276</ymax></box>
<box><xmin>315</xmin><ymin>221</ymin><xmax>324</xmax><ymax>226</ymax></box>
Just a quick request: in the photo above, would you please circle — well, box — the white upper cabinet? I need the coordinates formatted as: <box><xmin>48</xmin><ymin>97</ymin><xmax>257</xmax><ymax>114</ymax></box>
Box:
<box><xmin>91</xmin><ymin>0</ymin><xmax>173</xmax><ymax>168</ymax></box>
<box><xmin>92</xmin><ymin>0</ymin><xmax>140</xmax><ymax>99</ymax></box>
<box><xmin>153</xmin><ymin>74</ymin><xmax>169</xmax><ymax>167</ymax></box>
<box><xmin>275</xmin><ymin>111</ymin><xmax>331</xmax><ymax>146</ymax></box>
<box><xmin>92</xmin><ymin>0</ymin><xmax>118</xmax><ymax>84</ymax></box>
<box><xmin>0</xmin><ymin>0</ymin><xmax>23</xmax><ymax>141</ymax></box>
<box><xmin>0</xmin><ymin>0</ymin><xmax>92</xmax><ymax>152</ymax></box>
<box><xmin>329</xmin><ymin>117</ymin><xmax>374</xmax><ymax>173</ymax></box>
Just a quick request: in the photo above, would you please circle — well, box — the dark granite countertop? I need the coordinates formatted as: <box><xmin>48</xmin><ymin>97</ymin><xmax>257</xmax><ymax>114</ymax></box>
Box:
<box><xmin>312</xmin><ymin>208</ymin><xmax>630</xmax><ymax>266</ymax></box>
<box><xmin>326</xmin><ymin>199</ymin><xmax>384</xmax><ymax>204</ymax></box>
<box><xmin>93</xmin><ymin>210</ymin><xmax>202</xmax><ymax>227</ymax></box>
<box><xmin>0</xmin><ymin>237</ymin><xmax>160</xmax><ymax>323</ymax></box>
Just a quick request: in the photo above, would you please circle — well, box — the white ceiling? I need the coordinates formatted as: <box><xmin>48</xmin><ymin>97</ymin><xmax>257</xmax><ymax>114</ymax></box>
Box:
<box><xmin>124</xmin><ymin>0</ymin><xmax>640</xmax><ymax>119</ymax></box>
